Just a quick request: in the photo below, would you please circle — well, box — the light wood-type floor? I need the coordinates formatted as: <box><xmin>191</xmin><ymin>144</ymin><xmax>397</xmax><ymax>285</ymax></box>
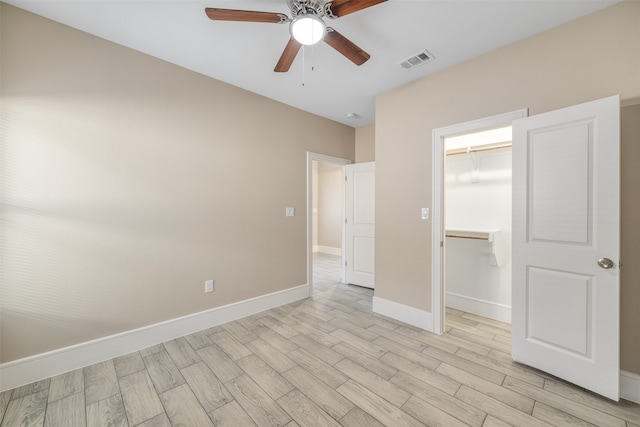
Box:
<box><xmin>1</xmin><ymin>253</ymin><xmax>638</xmax><ymax>426</ymax></box>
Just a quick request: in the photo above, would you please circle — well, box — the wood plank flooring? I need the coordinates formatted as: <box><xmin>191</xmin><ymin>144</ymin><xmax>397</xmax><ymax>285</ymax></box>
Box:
<box><xmin>1</xmin><ymin>253</ymin><xmax>638</xmax><ymax>426</ymax></box>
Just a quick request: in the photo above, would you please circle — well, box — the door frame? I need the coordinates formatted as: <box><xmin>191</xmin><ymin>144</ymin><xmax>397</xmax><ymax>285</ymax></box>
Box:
<box><xmin>431</xmin><ymin>109</ymin><xmax>528</xmax><ymax>334</ymax></box>
<box><xmin>306</xmin><ymin>152</ymin><xmax>352</xmax><ymax>296</ymax></box>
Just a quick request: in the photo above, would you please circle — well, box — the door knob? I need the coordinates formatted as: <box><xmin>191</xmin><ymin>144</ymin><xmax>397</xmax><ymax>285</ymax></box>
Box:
<box><xmin>597</xmin><ymin>258</ymin><xmax>615</xmax><ymax>269</ymax></box>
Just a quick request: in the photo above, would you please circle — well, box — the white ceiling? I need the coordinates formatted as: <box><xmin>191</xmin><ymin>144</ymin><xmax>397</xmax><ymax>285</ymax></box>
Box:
<box><xmin>6</xmin><ymin>0</ymin><xmax>620</xmax><ymax>127</ymax></box>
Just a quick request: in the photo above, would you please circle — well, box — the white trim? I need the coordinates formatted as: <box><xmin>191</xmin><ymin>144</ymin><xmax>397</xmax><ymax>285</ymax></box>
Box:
<box><xmin>306</xmin><ymin>152</ymin><xmax>351</xmax><ymax>291</ymax></box>
<box><xmin>372</xmin><ymin>296</ymin><xmax>433</xmax><ymax>332</ymax></box>
<box><xmin>0</xmin><ymin>284</ymin><xmax>309</xmax><ymax>392</ymax></box>
<box><xmin>431</xmin><ymin>109</ymin><xmax>528</xmax><ymax>335</ymax></box>
<box><xmin>445</xmin><ymin>292</ymin><xmax>511</xmax><ymax>324</ymax></box>
<box><xmin>620</xmin><ymin>369</ymin><xmax>640</xmax><ymax>404</ymax></box>
<box><xmin>316</xmin><ymin>245</ymin><xmax>342</xmax><ymax>256</ymax></box>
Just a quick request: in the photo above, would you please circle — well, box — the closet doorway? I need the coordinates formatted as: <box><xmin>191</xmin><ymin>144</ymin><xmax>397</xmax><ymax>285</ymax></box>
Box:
<box><xmin>432</xmin><ymin>97</ymin><xmax>621</xmax><ymax>400</ymax></box>
<box><xmin>431</xmin><ymin>110</ymin><xmax>527</xmax><ymax>334</ymax></box>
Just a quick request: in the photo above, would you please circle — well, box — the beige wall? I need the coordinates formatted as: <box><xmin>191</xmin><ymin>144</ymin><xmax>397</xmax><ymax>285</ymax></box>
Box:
<box><xmin>620</xmin><ymin>102</ymin><xmax>640</xmax><ymax>374</ymax></box>
<box><xmin>0</xmin><ymin>4</ymin><xmax>355</xmax><ymax>363</ymax></box>
<box><xmin>317</xmin><ymin>163</ymin><xmax>343</xmax><ymax>250</ymax></box>
<box><xmin>355</xmin><ymin>125</ymin><xmax>375</xmax><ymax>162</ymax></box>
<box><xmin>375</xmin><ymin>1</ymin><xmax>640</xmax><ymax>374</ymax></box>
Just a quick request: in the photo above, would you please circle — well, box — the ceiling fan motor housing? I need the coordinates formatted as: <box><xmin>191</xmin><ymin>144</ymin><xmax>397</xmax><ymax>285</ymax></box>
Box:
<box><xmin>288</xmin><ymin>0</ymin><xmax>326</xmax><ymax>18</ymax></box>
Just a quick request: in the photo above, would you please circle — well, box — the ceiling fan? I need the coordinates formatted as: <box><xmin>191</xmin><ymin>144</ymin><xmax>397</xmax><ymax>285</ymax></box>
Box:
<box><xmin>205</xmin><ymin>0</ymin><xmax>387</xmax><ymax>72</ymax></box>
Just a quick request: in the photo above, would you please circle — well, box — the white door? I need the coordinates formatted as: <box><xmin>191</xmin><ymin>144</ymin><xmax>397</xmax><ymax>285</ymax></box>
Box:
<box><xmin>512</xmin><ymin>95</ymin><xmax>620</xmax><ymax>401</ymax></box>
<box><xmin>345</xmin><ymin>162</ymin><xmax>375</xmax><ymax>288</ymax></box>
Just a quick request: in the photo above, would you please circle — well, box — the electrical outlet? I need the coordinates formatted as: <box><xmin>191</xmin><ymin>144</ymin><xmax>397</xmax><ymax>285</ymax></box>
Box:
<box><xmin>205</xmin><ymin>280</ymin><xmax>214</xmax><ymax>293</ymax></box>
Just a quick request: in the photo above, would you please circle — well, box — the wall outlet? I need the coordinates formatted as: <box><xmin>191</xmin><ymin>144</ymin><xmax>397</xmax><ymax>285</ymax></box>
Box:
<box><xmin>286</xmin><ymin>207</ymin><xmax>295</xmax><ymax>217</ymax></box>
<box><xmin>205</xmin><ymin>280</ymin><xmax>214</xmax><ymax>293</ymax></box>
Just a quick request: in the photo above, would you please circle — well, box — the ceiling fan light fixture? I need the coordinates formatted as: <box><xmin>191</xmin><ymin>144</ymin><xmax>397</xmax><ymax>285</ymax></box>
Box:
<box><xmin>290</xmin><ymin>14</ymin><xmax>326</xmax><ymax>45</ymax></box>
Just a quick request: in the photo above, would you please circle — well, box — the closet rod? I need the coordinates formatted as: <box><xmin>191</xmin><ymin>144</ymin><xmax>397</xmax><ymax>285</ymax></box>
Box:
<box><xmin>446</xmin><ymin>142</ymin><xmax>512</xmax><ymax>156</ymax></box>
<box><xmin>445</xmin><ymin>233</ymin><xmax>490</xmax><ymax>241</ymax></box>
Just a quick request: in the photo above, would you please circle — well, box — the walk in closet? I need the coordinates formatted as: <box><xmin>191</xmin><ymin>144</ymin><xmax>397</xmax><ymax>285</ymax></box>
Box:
<box><xmin>444</xmin><ymin>128</ymin><xmax>513</xmax><ymax>323</ymax></box>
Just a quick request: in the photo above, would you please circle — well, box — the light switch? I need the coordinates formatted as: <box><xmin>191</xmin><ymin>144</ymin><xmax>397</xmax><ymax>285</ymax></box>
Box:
<box><xmin>286</xmin><ymin>207</ymin><xmax>295</xmax><ymax>217</ymax></box>
<box><xmin>421</xmin><ymin>208</ymin><xmax>429</xmax><ymax>220</ymax></box>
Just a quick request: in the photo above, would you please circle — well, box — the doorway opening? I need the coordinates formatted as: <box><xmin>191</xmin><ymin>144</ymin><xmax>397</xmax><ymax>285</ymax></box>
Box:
<box><xmin>443</xmin><ymin>126</ymin><xmax>513</xmax><ymax>330</ymax></box>
<box><xmin>431</xmin><ymin>109</ymin><xmax>527</xmax><ymax>334</ymax></box>
<box><xmin>306</xmin><ymin>152</ymin><xmax>351</xmax><ymax>296</ymax></box>
<box><xmin>312</xmin><ymin>161</ymin><xmax>344</xmax><ymax>288</ymax></box>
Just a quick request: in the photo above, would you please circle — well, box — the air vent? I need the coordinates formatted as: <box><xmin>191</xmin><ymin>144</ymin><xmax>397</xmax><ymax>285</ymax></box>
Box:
<box><xmin>398</xmin><ymin>49</ymin><xmax>434</xmax><ymax>70</ymax></box>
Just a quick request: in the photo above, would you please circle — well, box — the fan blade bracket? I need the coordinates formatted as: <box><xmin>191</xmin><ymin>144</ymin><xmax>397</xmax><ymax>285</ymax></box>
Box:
<box><xmin>205</xmin><ymin>8</ymin><xmax>289</xmax><ymax>24</ymax></box>
<box><xmin>324</xmin><ymin>0</ymin><xmax>387</xmax><ymax>18</ymax></box>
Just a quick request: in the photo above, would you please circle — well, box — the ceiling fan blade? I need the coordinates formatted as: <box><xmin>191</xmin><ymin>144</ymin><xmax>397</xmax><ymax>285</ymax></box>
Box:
<box><xmin>324</xmin><ymin>0</ymin><xmax>387</xmax><ymax>18</ymax></box>
<box><xmin>274</xmin><ymin>38</ymin><xmax>302</xmax><ymax>72</ymax></box>
<box><xmin>205</xmin><ymin>8</ymin><xmax>287</xmax><ymax>24</ymax></box>
<box><xmin>324</xmin><ymin>28</ymin><xmax>370</xmax><ymax>66</ymax></box>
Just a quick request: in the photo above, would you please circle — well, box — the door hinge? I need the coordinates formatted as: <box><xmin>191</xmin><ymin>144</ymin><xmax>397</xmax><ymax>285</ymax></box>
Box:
<box><xmin>345</xmin><ymin>218</ymin><xmax>347</xmax><ymax>224</ymax></box>
<box><xmin>345</xmin><ymin>260</ymin><xmax>347</xmax><ymax>266</ymax></box>
<box><xmin>440</xmin><ymin>241</ymin><xmax>444</xmax><ymax>248</ymax></box>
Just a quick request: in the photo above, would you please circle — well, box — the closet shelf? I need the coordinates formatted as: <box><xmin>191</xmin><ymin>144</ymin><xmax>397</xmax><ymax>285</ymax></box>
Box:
<box><xmin>446</xmin><ymin>142</ymin><xmax>512</xmax><ymax>156</ymax></box>
<box><xmin>446</xmin><ymin>231</ymin><xmax>491</xmax><ymax>240</ymax></box>
<box><xmin>445</xmin><ymin>229</ymin><xmax>504</xmax><ymax>267</ymax></box>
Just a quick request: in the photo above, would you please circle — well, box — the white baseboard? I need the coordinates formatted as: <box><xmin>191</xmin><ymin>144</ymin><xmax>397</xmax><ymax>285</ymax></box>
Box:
<box><xmin>372</xmin><ymin>296</ymin><xmax>433</xmax><ymax>331</ymax></box>
<box><xmin>0</xmin><ymin>284</ymin><xmax>310</xmax><ymax>392</ymax></box>
<box><xmin>621</xmin><ymin>369</ymin><xmax>640</xmax><ymax>404</ymax></box>
<box><xmin>317</xmin><ymin>246</ymin><xmax>342</xmax><ymax>256</ymax></box>
<box><xmin>446</xmin><ymin>292</ymin><xmax>511</xmax><ymax>324</ymax></box>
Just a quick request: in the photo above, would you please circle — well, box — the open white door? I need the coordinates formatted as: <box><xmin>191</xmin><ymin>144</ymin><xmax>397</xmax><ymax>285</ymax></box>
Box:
<box><xmin>512</xmin><ymin>95</ymin><xmax>620</xmax><ymax>401</ymax></box>
<box><xmin>345</xmin><ymin>162</ymin><xmax>375</xmax><ymax>288</ymax></box>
